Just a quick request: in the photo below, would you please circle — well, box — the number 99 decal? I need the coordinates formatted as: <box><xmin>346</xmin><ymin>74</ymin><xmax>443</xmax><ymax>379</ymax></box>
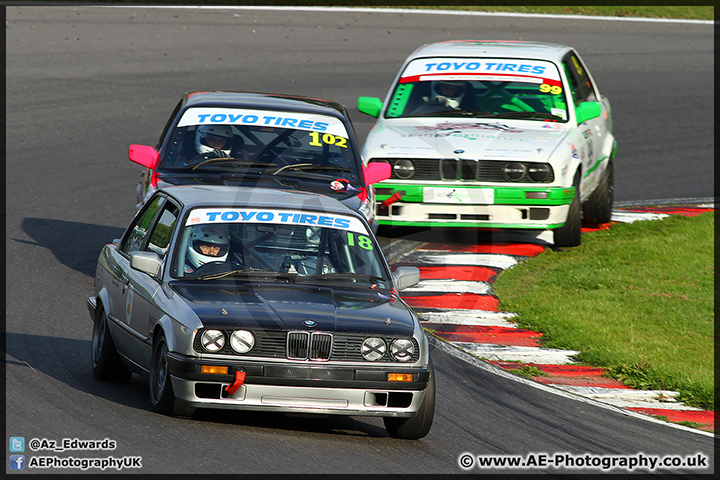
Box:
<box><xmin>539</xmin><ymin>83</ymin><xmax>563</xmax><ymax>95</ymax></box>
<box><xmin>309</xmin><ymin>131</ymin><xmax>348</xmax><ymax>148</ymax></box>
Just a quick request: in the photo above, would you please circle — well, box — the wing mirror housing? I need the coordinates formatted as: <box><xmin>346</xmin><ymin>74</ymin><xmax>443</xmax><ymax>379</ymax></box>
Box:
<box><xmin>129</xmin><ymin>144</ymin><xmax>159</xmax><ymax>169</ymax></box>
<box><xmin>575</xmin><ymin>101</ymin><xmax>601</xmax><ymax>124</ymax></box>
<box><xmin>364</xmin><ymin>162</ymin><xmax>391</xmax><ymax>185</ymax></box>
<box><xmin>393</xmin><ymin>266</ymin><xmax>420</xmax><ymax>291</ymax></box>
<box><xmin>358</xmin><ymin>97</ymin><xmax>383</xmax><ymax>118</ymax></box>
<box><xmin>130</xmin><ymin>251</ymin><xmax>162</xmax><ymax>278</ymax></box>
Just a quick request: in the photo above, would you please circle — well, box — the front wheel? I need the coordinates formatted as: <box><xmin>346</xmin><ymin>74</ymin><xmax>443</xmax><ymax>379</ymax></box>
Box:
<box><xmin>149</xmin><ymin>333</ymin><xmax>195</xmax><ymax>417</ymax></box>
<box><xmin>91</xmin><ymin>307</ymin><xmax>132</xmax><ymax>382</ymax></box>
<box><xmin>384</xmin><ymin>359</ymin><xmax>435</xmax><ymax>439</ymax></box>
<box><xmin>582</xmin><ymin>161</ymin><xmax>614</xmax><ymax>225</ymax></box>
<box><xmin>553</xmin><ymin>173</ymin><xmax>582</xmax><ymax>248</ymax></box>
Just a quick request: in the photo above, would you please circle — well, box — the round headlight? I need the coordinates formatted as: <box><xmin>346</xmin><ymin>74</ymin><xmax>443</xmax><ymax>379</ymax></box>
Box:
<box><xmin>361</xmin><ymin>337</ymin><xmax>387</xmax><ymax>361</ymax></box>
<box><xmin>201</xmin><ymin>329</ymin><xmax>225</xmax><ymax>352</ymax></box>
<box><xmin>230</xmin><ymin>330</ymin><xmax>255</xmax><ymax>354</ymax></box>
<box><xmin>390</xmin><ymin>338</ymin><xmax>414</xmax><ymax>362</ymax></box>
<box><xmin>393</xmin><ymin>159</ymin><xmax>415</xmax><ymax>179</ymax></box>
<box><xmin>528</xmin><ymin>163</ymin><xmax>551</xmax><ymax>182</ymax></box>
<box><xmin>502</xmin><ymin>162</ymin><xmax>526</xmax><ymax>182</ymax></box>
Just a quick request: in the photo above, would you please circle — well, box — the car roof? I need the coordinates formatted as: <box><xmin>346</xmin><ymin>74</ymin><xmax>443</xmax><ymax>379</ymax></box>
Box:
<box><xmin>406</xmin><ymin>40</ymin><xmax>573</xmax><ymax>63</ymax></box>
<box><xmin>161</xmin><ymin>185</ymin><xmax>361</xmax><ymax>217</ymax></box>
<box><xmin>181</xmin><ymin>91</ymin><xmax>347</xmax><ymax>118</ymax></box>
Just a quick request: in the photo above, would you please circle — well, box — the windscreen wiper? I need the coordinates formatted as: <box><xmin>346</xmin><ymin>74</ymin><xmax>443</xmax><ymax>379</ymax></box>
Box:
<box><xmin>273</xmin><ymin>164</ymin><xmax>352</xmax><ymax>175</ymax></box>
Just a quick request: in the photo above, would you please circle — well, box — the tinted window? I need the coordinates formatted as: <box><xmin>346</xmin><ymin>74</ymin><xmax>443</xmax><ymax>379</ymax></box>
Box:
<box><xmin>171</xmin><ymin>208</ymin><xmax>389</xmax><ymax>288</ymax></box>
<box><xmin>562</xmin><ymin>52</ymin><xmax>595</xmax><ymax>105</ymax></box>
<box><xmin>146</xmin><ymin>203</ymin><xmax>179</xmax><ymax>259</ymax></box>
<box><xmin>385</xmin><ymin>57</ymin><xmax>569</xmax><ymax>121</ymax></box>
<box><xmin>121</xmin><ymin>196</ymin><xmax>164</xmax><ymax>255</ymax></box>
<box><xmin>159</xmin><ymin>108</ymin><xmax>360</xmax><ymax>182</ymax></box>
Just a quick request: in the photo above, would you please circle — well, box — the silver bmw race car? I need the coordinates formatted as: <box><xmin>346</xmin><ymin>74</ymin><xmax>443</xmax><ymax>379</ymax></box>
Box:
<box><xmin>88</xmin><ymin>185</ymin><xmax>434</xmax><ymax>439</ymax></box>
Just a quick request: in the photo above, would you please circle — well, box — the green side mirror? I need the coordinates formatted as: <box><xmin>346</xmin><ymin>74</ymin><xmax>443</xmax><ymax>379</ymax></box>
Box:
<box><xmin>575</xmin><ymin>101</ymin><xmax>601</xmax><ymax>124</ymax></box>
<box><xmin>357</xmin><ymin>97</ymin><xmax>383</xmax><ymax>118</ymax></box>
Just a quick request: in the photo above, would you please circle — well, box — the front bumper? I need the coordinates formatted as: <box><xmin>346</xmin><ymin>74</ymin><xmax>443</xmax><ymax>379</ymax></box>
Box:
<box><xmin>376</xmin><ymin>184</ymin><xmax>573</xmax><ymax>229</ymax></box>
<box><xmin>168</xmin><ymin>353</ymin><xmax>430</xmax><ymax>417</ymax></box>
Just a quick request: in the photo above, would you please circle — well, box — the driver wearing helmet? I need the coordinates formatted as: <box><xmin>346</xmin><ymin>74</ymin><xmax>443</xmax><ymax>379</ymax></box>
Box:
<box><xmin>185</xmin><ymin>224</ymin><xmax>230</xmax><ymax>273</ymax></box>
<box><xmin>427</xmin><ymin>80</ymin><xmax>467</xmax><ymax>109</ymax></box>
<box><xmin>195</xmin><ymin>124</ymin><xmax>234</xmax><ymax>158</ymax></box>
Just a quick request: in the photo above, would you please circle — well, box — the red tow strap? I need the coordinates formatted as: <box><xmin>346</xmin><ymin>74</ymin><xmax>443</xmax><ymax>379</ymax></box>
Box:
<box><xmin>382</xmin><ymin>191</ymin><xmax>404</xmax><ymax>209</ymax></box>
<box><xmin>224</xmin><ymin>370</ymin><xmax>246</xmax><ymax>396</ymax></box>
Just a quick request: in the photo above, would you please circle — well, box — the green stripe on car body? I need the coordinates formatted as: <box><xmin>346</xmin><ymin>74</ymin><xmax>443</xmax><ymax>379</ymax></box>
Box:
<box><xmin>376</xmin><ymin>219</ymin><xmax>566</xmax><ymax>229</ymax></box>
<box><xmin>375</xmin><ymin>184</ymin><xmax>575</xmax><ymax>205</ymax></box>
<box><xmin>584</xmin><ymin>155</ymin><xmax>608</xmax><ymax>177</ymax></box>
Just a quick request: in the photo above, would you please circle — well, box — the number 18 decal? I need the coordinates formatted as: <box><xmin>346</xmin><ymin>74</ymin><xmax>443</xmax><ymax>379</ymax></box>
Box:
<box><xmin>309</xmin><ymin>131</ymin><xmax>348</xmax><ymax>148</ymax></box>
<box><xmin>347</xmin><ymin>232</ymin><xmax>373</xmax><ymax>250</ymax></box>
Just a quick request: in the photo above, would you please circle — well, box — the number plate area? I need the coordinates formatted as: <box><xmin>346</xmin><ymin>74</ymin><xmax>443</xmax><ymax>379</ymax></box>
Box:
<box><xmin>423</xmin><ymin>187</ymin><xmax>494</xmax><ymax>204</ymax></box>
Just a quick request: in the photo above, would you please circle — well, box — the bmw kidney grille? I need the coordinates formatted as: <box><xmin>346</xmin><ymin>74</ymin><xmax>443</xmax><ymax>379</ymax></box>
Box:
<box><xmin>287</xmin><ymin>331</ymin><xmax>333</xmax><ymax>361</ymax></box>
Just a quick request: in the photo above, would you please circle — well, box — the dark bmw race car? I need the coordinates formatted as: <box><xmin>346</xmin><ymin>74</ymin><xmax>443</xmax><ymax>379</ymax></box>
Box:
<box><xmin>128</xmin><ymin>91</ymin><xmax>391</xmax><ymax>231</ymax></box>
<box><xmin>88</xmin><ymin>185</ymin><xmax>434</xmax><ymax>439</ymax></box>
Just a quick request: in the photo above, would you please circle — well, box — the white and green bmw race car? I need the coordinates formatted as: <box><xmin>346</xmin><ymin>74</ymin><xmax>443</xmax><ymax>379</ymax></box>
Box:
<box><xmin>358</xmin><ymin>40</ymin><xmax>617</xmax><ymax>247</ymax></box>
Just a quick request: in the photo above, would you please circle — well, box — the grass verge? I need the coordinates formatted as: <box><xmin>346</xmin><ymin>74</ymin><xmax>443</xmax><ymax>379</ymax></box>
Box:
<box><xmin>492</xmin><ymin>212</ymin><xmax>714</xmax><ymax>410</ymax></box>
<box><xmin>82</xmin><ymin>2</ymin><xmax>714</xmax><ymax>21</ymax></box>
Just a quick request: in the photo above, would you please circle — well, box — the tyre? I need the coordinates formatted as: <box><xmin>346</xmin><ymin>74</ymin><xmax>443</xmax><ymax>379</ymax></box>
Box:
<box><xmin>91</xmin><ymin>307</ymin><xmax>132</xmax><ymax>382</ymax></box>
<box><xmin>149</xmin><ymin>333</ymin><xmax>195</xmax><ymax>417</ymax></box>
<box><xmin>553</xmin><ymin>173</ymin><xmax>582</xmax><ymax>248</ymax></box>
<box><xmin>384</xmin><ymin>359</ymin><xmax>435</xmax><ymax>439</ymax></box>
<box><xmin>582</xmin><ymin>161</ymin><xmax>614</xmax><ymax>225</ymax></box>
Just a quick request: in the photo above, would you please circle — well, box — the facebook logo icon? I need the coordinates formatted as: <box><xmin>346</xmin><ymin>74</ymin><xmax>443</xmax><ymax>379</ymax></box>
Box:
<box><xmin>10</xmin><ymin>455</ymin><xmax>25</xmax><ymax>470</ymax></box>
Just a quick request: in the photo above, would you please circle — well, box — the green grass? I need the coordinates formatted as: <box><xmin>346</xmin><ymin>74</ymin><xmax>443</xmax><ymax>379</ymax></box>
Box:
<box><xmin>76</xmin><ymin>2</ymin><xmax>714</xmax><ymax>21</ymax></box>
<box><xmin>398</xmin><ymin>5</ymin><xmax>714</xmax><ymax>20</ymax></box>
<box><xmin>493</xmin><ymin>212</ymin><xmax>714</xmax><ymax>410</ymax></box>
<box><xmin>510</xmin><ymin>365</ymin><xmax>550</xmax><ymax>378</ymax></box>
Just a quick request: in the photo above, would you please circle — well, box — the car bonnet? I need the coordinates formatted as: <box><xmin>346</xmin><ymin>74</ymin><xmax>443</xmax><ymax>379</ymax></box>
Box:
<box><xmin>170</xmin><ymin>282</ymin><xmax>417</xmax><ymax>337</ymax></box>
<box><xmin>365</xmin><ymin>117</ymin><xmax>571</xmax><ymax>163</ymax></box>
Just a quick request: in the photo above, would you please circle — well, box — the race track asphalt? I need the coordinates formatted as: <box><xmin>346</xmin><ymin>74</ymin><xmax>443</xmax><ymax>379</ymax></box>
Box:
<box><xmin>5</xmin><ymin>6</ymin><xmax>714</xmax><ymax>475</ymax></box>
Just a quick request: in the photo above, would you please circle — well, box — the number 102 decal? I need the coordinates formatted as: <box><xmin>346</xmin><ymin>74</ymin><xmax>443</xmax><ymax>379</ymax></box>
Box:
<box><xmin>309</xmin><ymin>131</ymin><xmax>348</xmax><ymax>148</ymax></box>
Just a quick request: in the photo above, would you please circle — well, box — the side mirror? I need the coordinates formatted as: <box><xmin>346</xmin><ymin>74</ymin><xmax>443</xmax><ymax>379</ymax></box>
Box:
<box><xmin>130</xmin><ymin>251</ymin><xmax>162</xmax><ymax>278</ymax></box>
<box><xmin>575</xmin><ymin>101</ymin><xmax>601</xmax><ymax>124</ymax></box>
<box><xmin>357</xmin><ymin>97</ymin><xmax>383</xmax><ymax>118</ymax></box>
<box><xmin>393</xmin><ymin>266</ymin><xmax>420</xmax><ymax>291</ymax></box>
<box><xmin>364</xmin><ymin>162</ymin><xmax>391</xmax><ymax>185</ymax></box>
<box><xmin>129</xmin><ymin>144</ymin><xmax>159</xmax><ymax>169</ymax></box>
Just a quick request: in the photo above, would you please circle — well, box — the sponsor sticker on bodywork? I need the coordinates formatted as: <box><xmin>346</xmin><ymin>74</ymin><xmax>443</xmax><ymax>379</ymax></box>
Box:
<box><xmin>186</xmin><ymin>208</ymin><xmax>367</xmax><ymax>233</ymax></box>
<box><xmin>178</xmin><ymin>107</ymin><xmax>348</xmax><ymax>138</ymax></box>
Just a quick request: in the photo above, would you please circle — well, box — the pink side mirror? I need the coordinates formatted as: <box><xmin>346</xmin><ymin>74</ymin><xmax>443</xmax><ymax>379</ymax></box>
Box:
<box><xmin>128</xmin><ymin>144</ymin><xmax>159</xmax><ymax>169</ymax></box>
<box><xmin>363</xmin><ymin>162</ymin><xmax>391</xmax><ymax>185</ymax></box>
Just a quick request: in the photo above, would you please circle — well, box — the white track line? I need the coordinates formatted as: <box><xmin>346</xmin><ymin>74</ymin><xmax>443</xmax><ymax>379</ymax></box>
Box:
<box><xmin>551</xmin><ymin>386</ymin><xmax>706</xmax><ymax>411</ymax></box>
<box><xmin>418</xmin><ymin>310</ymin><xmax>518</xmax><ymax>328</ymax></box>
<box><xmin>451</xmin><ymin>342</ymin><xmax>581</xmax><ymax>365</ymax></box>
<box><xmin>611</xmin><ymin>211</ymin><xmax>670</xmax><ymax>223</ymax></box>
<box><xmin>398</xmin><ymin>252</ymin><xmax>518</xmax><ymax>269</ymax></box>
<box><xmin>404</xmin><ymin>279</ymin><xmax>491</xmax><ymax>295</ymax></box>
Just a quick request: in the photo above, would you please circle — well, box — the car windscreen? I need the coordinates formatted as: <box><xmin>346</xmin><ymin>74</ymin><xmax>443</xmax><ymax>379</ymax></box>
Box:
<box><xmin>385</xmin><ymin>57</ymin><xmax>569</xmax><ymax>122</ymax></box>
<box><xmin>160</xmin><ymin>107</ymin><xmax>360</xmax><ymax>182</ymax></box>
<box><xmin>171</xmin><ymin>207</ymin><xmax>390</xmax><ymax>288</ymax></box>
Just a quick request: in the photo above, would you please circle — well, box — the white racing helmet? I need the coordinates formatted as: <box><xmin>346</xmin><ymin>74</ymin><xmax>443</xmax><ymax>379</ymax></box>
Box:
<box><xmin>431</xmin><ymin>80</ymin><xmax>466</xmax><ymax>108</ymax></box>
<box><xmin>187</xmin><ymin>224</ymin><xmax>230</xmax><ymax>269</ymax></box>
<box><xmin>195</xmin><ymin>124</ymin><xmax>234</xmax><ymax>156</ymax></box>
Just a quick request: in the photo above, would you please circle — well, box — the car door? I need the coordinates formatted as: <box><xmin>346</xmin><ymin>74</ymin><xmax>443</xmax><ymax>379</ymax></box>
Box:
<box><xmin>108</xmin><ymin>194</ymin><xmax>166</xmax><ymax>365</ymax></box>
<box><xmin>562</xmin><ymin>51</ymin><xmax>605</xmax><ymax>197</ymax></box>
<box><xmin>125</xmin><ymin>200</ymin><xmax>180</xmax><ymax>368</ymax></box>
